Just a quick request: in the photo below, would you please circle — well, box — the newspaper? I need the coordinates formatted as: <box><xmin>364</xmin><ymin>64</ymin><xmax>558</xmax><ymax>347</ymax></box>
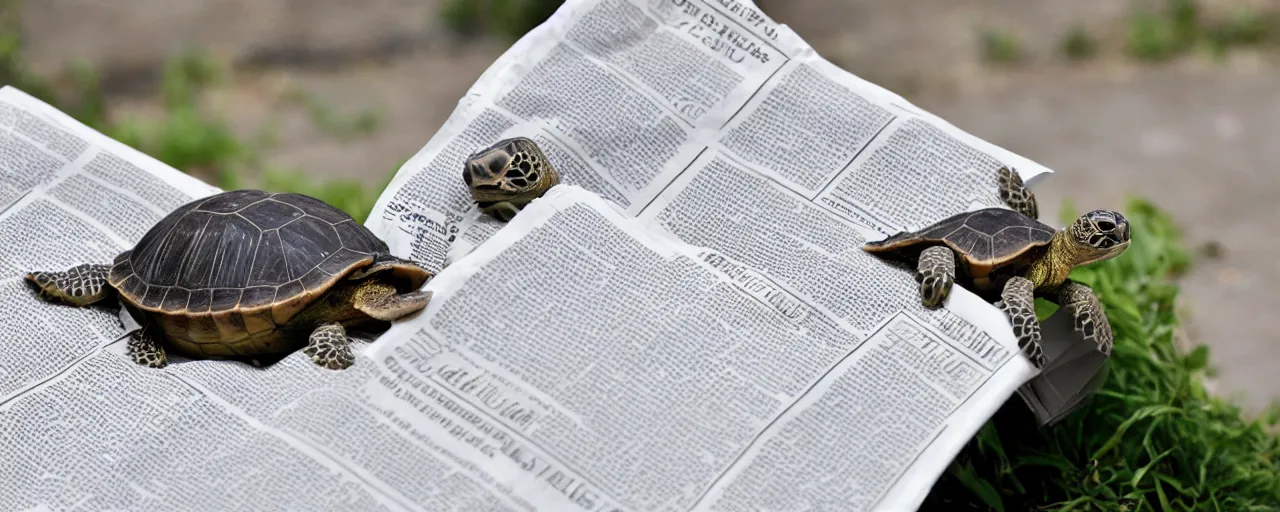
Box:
<box><xmin>0</xmin><ymin>0</ymin><xmax>1107</xmax><ymax>510</ymax></box>
<box><xmin>365</xmin><ymin>0</ymin><xmax>1103</xmax><ymax>425</ymax></box>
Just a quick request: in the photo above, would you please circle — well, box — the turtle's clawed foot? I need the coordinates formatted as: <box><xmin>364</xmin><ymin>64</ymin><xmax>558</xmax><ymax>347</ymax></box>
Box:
<box><xmin>25</xmin><ymin>264</ymin><xmax>112</xmax><ymax>307</ymax></box>
<box><xmin>999</xmin><ymin>276</ymin><xmax>1046</xmax><ymax>369</ymax></box>
<box><xmin>305</xmin><ymin>322</ymin><xmax>354</xmax><ymax>370</ymax></box>
<box><xmin>997</xmin><ymin>166</ymin><xmax>1039</xmax><ymax>220</ymax></box>
<box><xmin>1058</xmin><ymin>280</ymin><xmax>1114</xmax><ymax>356</ymax></box>
<box><xmin>917</xmin><ymin>246</ymin><xmax>956</xmax><ymax>309</ymax></box>
<box><xmin>128</xmin><ymin>325</ymin><xmax>168</xmax><ymax>369</ymax></box>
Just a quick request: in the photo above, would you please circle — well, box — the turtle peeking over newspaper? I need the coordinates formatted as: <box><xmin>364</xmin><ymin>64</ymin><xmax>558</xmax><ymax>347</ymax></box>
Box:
<box><xmin>463</xmin><ymin>136</ymin><xmax>562</xmax><ymax>221</ymax></box>
<box><xmin>862</xmin><ymin>167</ymin><xmax>1130</xmax><ymax>369</ymax></box>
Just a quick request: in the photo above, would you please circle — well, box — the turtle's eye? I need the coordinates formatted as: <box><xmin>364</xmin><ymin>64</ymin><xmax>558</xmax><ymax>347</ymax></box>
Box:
<box><xmin>1097</xmin><ymin>220</ymin><xmax>1115</xmax><ymax>231</ymax></box>
<box><xmin>489</xmin><ymin>158</ymin><xmax>507</xmax><ymax>176</ymax></box>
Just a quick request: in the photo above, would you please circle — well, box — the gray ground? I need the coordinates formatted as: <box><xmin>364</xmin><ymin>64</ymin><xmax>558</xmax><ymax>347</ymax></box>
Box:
<box><xmin>17</xmin><ymin>0</ymin><xmax>1280</xmax><ymax>412</ymax></box>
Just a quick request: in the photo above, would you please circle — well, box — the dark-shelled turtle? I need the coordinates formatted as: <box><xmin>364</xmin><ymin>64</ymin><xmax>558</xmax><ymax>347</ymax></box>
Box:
<box><xmin>27</xmin><ymin>190</ymin><xmax>434</xmax><ymax>370</ymax></box>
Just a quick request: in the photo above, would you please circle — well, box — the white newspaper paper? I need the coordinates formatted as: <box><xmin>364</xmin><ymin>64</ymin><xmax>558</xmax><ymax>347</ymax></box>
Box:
<box><xmin>1</xmin><ymin>0</ymin><xmax>1100</xmax><ymax>510</ymax></box>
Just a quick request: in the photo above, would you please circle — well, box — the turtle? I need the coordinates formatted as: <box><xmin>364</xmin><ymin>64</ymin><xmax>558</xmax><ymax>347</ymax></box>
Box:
<box><xmin>463</xmin><ymin>136</ymin><xmax>562</xmax><ymax>221</ymax></box>
<box><xmin>25</xmin><ymin>190</ymin><xmax>437</xmax><ymax>370</ymax></box>
<box><xmin>862</xmin><ymin>167</ymin><xmax>1131</xmax><ymax>369</ymax></box>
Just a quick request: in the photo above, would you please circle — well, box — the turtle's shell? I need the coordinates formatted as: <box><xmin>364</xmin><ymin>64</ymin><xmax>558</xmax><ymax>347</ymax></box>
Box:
<box><xmin>863</xmin><ymin>207</ymin><xmax>1055</xmax><ymax>286</ymax></box>
<box><xmin>107</xmin><ymin>190</ymin><xmax>426</xmax><ymax>357</ymax></box>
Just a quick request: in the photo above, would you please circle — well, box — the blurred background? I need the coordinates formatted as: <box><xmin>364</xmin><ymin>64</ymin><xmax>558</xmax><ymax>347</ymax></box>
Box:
<box><xmin>4</xmin><ymin>0</ymin><xmax>1279</xmax><ymax>412</ymax></box>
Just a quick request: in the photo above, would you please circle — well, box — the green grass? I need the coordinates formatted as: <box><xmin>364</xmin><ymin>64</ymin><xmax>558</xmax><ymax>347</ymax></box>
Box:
<box><xmin>281</xmin><ymin>88</ymin><xmax>385</xmax><ymax>141</ymax></box>
<box><xmin>979</xmin><ymin>28</ymin><xmax>1025</xmax><ymax>65</ymax></box>
<box><xmin>0</xmin><ymin>24</ymin><xmax>391</xmax><ymax>222</ymax></box>
<box><xmin>216</xmin><ymin>165</ymin><xmax>396</xmax><ymax>224</ymax></box>
<box><xmin>1061</xmin><ymin>26</ymin><xmax>1099</xmax><ymax>62</ymax></box>
<box><xmin>440</xmin><ymin>0</ymin><xmax>564</xmax><ymax>41</ymax></box>
<box><xmin>1126</xmin><ymin>0</ymin><xmax>1280</xmax><ymax>62</ymax></box>
<box><xmin>922</xmin><ymin>200</ymin><xmax>1280</xmax><ymax>511</ymax></box>
<box><xmin>1203</xmin><ymin>7</ymin><xmax>1280</xmax><ymax>58</ymax></box>
<box><xmin>1127</xmin><ymin>11</ymin><xmax>1191</xmax><ymax>62</ymax></box>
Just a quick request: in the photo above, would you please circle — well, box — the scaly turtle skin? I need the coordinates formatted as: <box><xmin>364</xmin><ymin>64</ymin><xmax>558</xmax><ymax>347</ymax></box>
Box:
<box><xmin>863</xmin><ymin>167</ymin><xmax>1131</xmax><ymax>369</ymax></box>
<box><xmin>27</xmin><ymin>190</ymin><xmax>436</xmax><ymax>370</ymax></box>
<box><xmin>463</xmin><ymin>137</ymin><xmax>562</xmax><ymax>221</ymax></box>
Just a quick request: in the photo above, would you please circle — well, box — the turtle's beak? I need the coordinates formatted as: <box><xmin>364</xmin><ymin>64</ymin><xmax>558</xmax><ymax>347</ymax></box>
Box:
<box><xmin>1108</xmin><ymin>218</ymin><xmax>1131</xmax><ymax>252</ymax></box>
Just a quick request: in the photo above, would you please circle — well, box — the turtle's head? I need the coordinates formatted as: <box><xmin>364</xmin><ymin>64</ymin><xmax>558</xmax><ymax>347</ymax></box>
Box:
<box><xmin>1064</xmin><ymin>209</ymin><xmax>1131</xmax><ymax>265</ymax></box>
<box><xmin>463</xmin><ymin>137</ymin><xmax>561</xmax><ymax>221</ymax></box>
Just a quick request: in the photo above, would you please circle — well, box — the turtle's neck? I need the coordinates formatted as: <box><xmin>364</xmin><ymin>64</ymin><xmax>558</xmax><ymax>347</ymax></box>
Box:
<box><xmin>1026</xmin><ymin>231</ymin><xmax>1078</xmax><ymax>292</ymax></box>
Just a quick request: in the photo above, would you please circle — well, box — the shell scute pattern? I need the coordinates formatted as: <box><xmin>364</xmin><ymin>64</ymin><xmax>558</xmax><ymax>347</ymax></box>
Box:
<box><xmin>251</xmin><ymin>230</ymin><xmax>288</xmax><ymax>286</ymax></box>
<box><xmin>187</xmin><ymin>288</ymin><xmax>213</xmax><ymax>313</ymax></box>
<box><xmin>160</xmin><ymin>288</ymin><xmax>190</xmax><ymax>311</ymax></box>
<box><xmin>211</xmin><ymin>288</ymin><xmax>244</xmax><ymax>312</ymax></box>
<box><xmin>279</xmin><ymin>216</ymin><xmax>341</xmax><ymax>281</ymax></box>
<box><xmin>237</xmin><ymin>198</ymin><xmax>305</xmax><ymax>226</ymax></box>
<box><xmin>194</xmin><ymin>189</ymin><xmax>271</xmax><ymax>213</ymax></box>
<box><xmin>241</xmin><ymin>286</ymin><xmax>276</xmax><ymax>308</ymax></box>
<box><xmin>895</xmin><ymin>208</ymin><xmax>1055</xmax><ymax>265</ymax></box>
<box><xmin>272</xmin><ymin>193</ymin><xmax>353</xmax><ymax>224</ymax></box>
<box><xmin>333</xmin><ymin>221</ymin><xmax>383</xmax><ymax>252</ymax></box>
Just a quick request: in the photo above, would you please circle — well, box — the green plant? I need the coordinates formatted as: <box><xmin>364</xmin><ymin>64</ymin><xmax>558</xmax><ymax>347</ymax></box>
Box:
<box><xmin>1061</xmin><ymin>26</ymin><xmax>1099</xmax><ymax>61</ymax></box>
<box><xmin>980</xmin><ymin>28</ymin><xmax>1024</xmax><ymax>64</ymax></box>
<box><xmin>0</xmin><ymin>26</ymin><xmax>387</xmax><ymax>221</ymax></box>
<box><xmin>1169</xmin><ymin>0</ymin><xmax>1201</xmax><ymax>46</ymax></box>
<box><xmin>217</xmin><ymin>165</ymin><xmax>398</xmax><ymax>224</ymax></box>
<box><xmin>1124</xmin><ymin>0</ymin><xmax>1280</xmax><ymax>62</ymax></box>
<box><xmin>103</xmin><ymin>52</ymin><xmax>254</xmax><ymax>182</ymax></box>
<box><xmin>440</xmin><ymin>0</ymin><xmax>565</xmax><ymax>41</ymax></box>
<box><xmin>1127</xmin><ymin>12</ymin><xmax>1182</xmax><ymax>61</ymax></box>
<box><xmin>160</xmin><ymin>49</ymin><xmax>223</xmax><ymax>109</ymax></box>
<box><xmin>0</xmin><ymin>32</ymin><xmax>79</xmax><ymax>121</ymax></box>
<box><xmin>1204</xmin><ymin>7</ymin><xmax>1280</xmax><ymax>56</ymax></box>
<box><xmin>283</xmin><ymin>88</ymin><xmax>385</xmax><ymax>141</ymax></box>
<box><xmin>440</xmin><ymin>0</ymin><xmax>485</xmax><ymax>38</ymax></box>
<box><xmin>922</xmin><ymin>199</ymin><xmax>1280</xmax><ymax>510</ymax></box>
<box><xmin>64</xmin><ymin>61</ymin><xmax>107</xmax><ymax>129</ymax></box>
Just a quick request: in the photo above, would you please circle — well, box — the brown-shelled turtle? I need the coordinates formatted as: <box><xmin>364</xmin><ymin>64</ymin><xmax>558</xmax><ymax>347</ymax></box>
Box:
<box><xmin>26</xmin><ymin>190</ymin><xmax>437</xmax><ymax>370</ymax></box>
<box><xmin>862</xmin><ymin>167</ymin><xmax>1131</xmax><ymax>369</ymax></box>
<box><xmin>463</xmin><ymin>136</ymin><xmax>562</xmax><ymax>221</ymax></box>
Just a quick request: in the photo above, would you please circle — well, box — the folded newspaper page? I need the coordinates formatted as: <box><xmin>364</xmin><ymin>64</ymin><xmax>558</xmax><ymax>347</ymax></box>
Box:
<box><xmin>1</xmin><ymin>0</ymin><xmax>1108</xmax><ymax>510</ymax></box>
<box><xmin>365</xmin><ymin>0</ymin><xmax>1105</xmax><ymax>427</ymax></box>
<box><xmin>363</xmin><ymin>184</ymin><xmax>1041</xmax><ymax>511</ymax></box>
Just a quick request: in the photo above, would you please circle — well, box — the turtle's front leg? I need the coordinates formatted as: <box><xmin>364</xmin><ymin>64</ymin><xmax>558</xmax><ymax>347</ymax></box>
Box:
<box><xmin>304</xmin><ymin>322</ymin><xmax>355</xmax><ymax>370</ymax></box>
<box><xmin>1056</xmin><ymin>280</ymin><xmax>1114</xmax><ymax>356</ymax></box>
<box><xmin>481</xmin><ymin>201</ymin><xmax>522</xmax><ymax>222</ymax></box>
<box><xmin>26</xmin><ymin>263</ymin><xmax>112</xmax><ymax>307</ymax></box>
<box><xmin>917</xmin><ymin>246</ymin><xmax>956</xmax><ymax>309</ymax></box>
<box><xmin>994</xmin><ymin>276</ymin><xmax>1047</xmax><ymax>369</ymax></box>
<box><xmin>128</xmin><ymin>324</ymin><xmax>168</xmax><ymax>369</ymax></box>
<box><xmin>997</xmin><ymin>166</ymin><xmax>1039</xmax><ymax>220</ymax></box>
